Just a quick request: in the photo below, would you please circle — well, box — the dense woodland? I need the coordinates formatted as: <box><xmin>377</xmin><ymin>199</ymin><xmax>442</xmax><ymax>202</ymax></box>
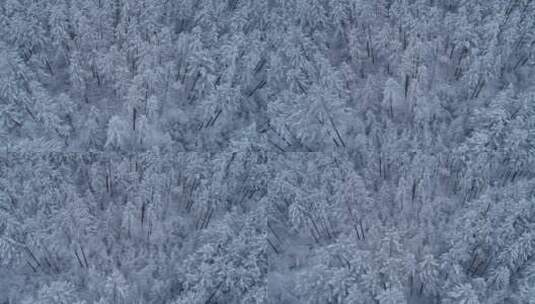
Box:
<box><xmin>1</xmin><ymin>0</ymin><xmax>535</xmax><ymax>303</ymax></box>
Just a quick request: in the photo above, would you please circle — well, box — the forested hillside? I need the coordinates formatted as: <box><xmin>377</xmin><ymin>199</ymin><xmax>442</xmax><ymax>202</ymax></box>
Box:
<box><xmin>1</xmin><ymin>0</ymin><xmax>535</xmax><ymax>303</ymax></box>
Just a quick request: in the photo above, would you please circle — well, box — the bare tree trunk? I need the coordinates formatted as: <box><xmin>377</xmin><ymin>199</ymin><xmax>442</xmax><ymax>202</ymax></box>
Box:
<box><xmin>81</xmin><ymin>246</ymin><xmax>89</xmax><ymax>268</ymax></box>
<box><xmin>74</xmin><ymin>249</ymin><xmax>84</xmax><ymax>268</ymax></box>
<box><xmin>133</xmin><ymin>108</ymin><xmax>137</xmax><ymax>131</ymax></box>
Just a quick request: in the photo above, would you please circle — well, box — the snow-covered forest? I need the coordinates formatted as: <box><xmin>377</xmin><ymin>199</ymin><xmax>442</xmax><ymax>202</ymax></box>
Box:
<box><xmin>1</xmin><ymin>0</ymin><xmax>535</xmax><ymax>303</ymax></box>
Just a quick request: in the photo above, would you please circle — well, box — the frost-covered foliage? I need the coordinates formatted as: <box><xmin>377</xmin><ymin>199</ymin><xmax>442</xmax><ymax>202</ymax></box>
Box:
<box><xmin>0</xmin><ymin>153</ymin><xmax>268</xmax><ymax>303</ymax></box>
<box><xmin>1</xmin><ymin>0</ymin><xmax>535</xmax><ymax>303</ymax></box>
